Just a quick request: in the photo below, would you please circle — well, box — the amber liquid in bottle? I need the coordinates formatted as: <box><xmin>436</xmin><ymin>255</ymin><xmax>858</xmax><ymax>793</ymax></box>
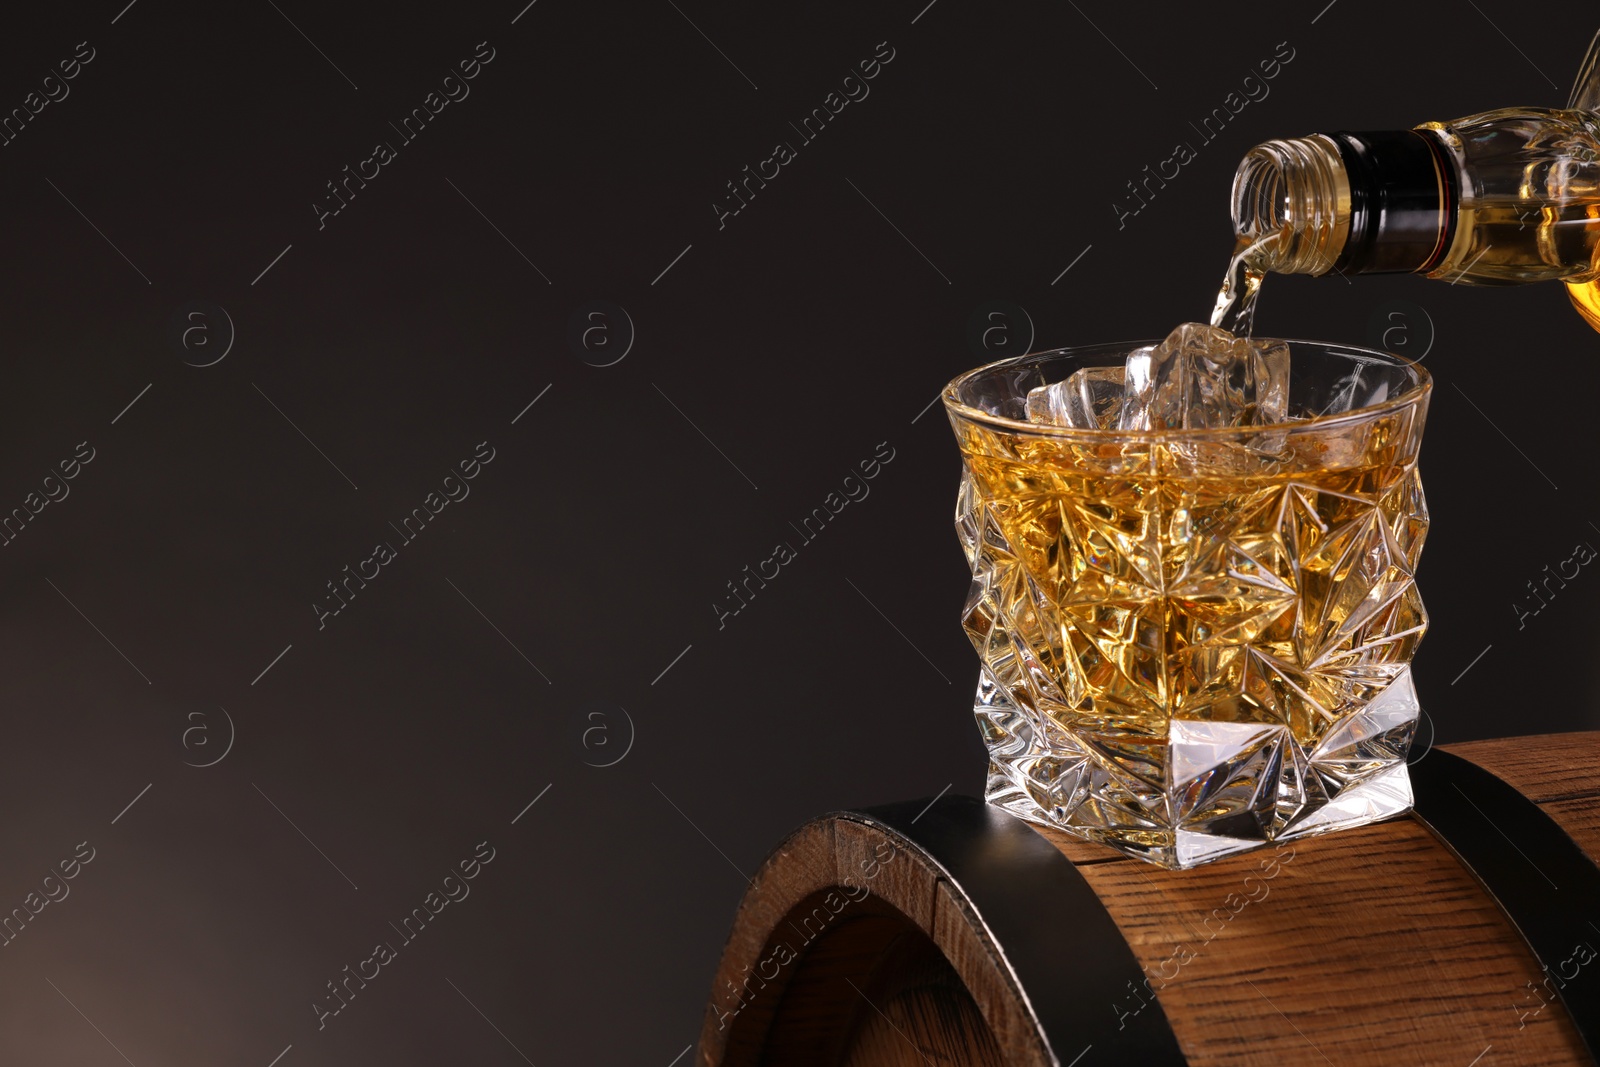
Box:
<box><xmin>1230</xmin><ymin>31</ymin><xmax>1600</xmax><ymax>335</ymax></box>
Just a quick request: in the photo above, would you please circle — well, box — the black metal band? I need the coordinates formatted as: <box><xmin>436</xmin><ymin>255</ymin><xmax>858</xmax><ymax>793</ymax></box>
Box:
<box><xmin>1411</xmin><ymin>750</ymin><xmax>1600</xmax><ymax>1062</ymax></box>
<box><xmin>851</xmin><ymin>795</ymin><xmax>1189</xmax><ymax>1066</ymax></box>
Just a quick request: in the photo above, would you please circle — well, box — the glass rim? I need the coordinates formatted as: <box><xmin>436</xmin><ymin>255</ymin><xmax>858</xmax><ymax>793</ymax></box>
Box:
<box><xmin>942</xmin><ymin>338</ymin><xmax>1433</xmax><ymax>440</ymax></box>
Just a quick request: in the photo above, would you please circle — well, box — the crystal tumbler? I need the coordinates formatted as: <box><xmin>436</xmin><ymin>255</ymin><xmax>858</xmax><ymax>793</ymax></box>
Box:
<box><xmin>944</xmin><ymin>340</ymin><xmax>1430</xmax><ymax>869</ymax></box>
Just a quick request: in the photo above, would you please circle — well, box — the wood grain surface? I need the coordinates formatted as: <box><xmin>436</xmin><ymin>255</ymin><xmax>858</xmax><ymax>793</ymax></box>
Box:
<box><xmin>699</xmin><ymin>734</ymin><xmax>1600</xmax><ymax>1066</ymax></box>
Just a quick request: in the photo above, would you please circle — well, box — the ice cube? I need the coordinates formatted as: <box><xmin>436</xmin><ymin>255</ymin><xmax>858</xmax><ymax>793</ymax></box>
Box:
<box><xmin>1116</xmin><ymin>323</ymin><xmax>1289</xmax><ymax>431</ymax></box>
<box><xmin>1026</xmin><ymin>365</ymin><xmax>1127</xmax><ymax>428</ymax></box>
<box><xmin>1246</xmin><ymin>337</ymin><xmax>1290</xmax><ymax>425</ymax></box>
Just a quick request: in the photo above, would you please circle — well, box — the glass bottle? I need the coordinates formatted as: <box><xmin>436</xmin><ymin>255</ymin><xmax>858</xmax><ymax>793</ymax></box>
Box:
<box><xmin>1232</xmin><ymin>29</ymin><xmax>1600</xmax><ymax>332</ymax></box>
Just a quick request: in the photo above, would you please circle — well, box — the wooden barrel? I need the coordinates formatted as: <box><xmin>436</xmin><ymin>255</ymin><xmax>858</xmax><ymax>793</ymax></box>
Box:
<box><xmin>696</xmin><ymin>733</ymin><xmax>1600</xmax><ymax>1066</ymax></box>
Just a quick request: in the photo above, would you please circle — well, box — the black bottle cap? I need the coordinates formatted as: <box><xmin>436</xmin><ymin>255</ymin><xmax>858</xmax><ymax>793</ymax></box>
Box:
<box><xmin>1328</xmin><ymin>129</ymin><xmax>1457</xmax><ymax>275</ymax></box>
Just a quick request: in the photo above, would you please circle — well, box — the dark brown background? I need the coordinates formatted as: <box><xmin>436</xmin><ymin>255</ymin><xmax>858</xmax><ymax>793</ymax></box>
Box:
<box><xmin>0</xmin><ymin>1</ymin><xmax>1591</xmax><ymax>1063</ymax></box>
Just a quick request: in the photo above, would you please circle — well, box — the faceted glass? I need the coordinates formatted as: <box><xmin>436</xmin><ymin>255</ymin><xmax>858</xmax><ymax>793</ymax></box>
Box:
<box><xmin>944</xmin><ymin>340</ymin><xmax>1431</xmax><ymax>869</ymax></box>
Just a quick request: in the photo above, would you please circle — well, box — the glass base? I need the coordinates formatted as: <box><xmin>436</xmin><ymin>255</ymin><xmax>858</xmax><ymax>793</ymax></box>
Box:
<box><xmin>977</xmin><ymin>668</ymin><xmax>1418</xmax><ymax>870</ymax></box>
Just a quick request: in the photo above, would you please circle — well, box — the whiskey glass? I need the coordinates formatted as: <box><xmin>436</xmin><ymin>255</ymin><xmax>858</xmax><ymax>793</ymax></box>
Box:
<box><xmin>945</xmin><ymin>340</ymin><xmax>1430</xmax><ymax>869</ymax></box>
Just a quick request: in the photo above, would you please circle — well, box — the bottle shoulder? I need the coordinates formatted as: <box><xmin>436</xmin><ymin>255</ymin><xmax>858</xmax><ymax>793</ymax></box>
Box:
<box><xmin>1423</xmin><ymin>107</ymin><xmax>1600</xmax><ymax>163</ymax></box>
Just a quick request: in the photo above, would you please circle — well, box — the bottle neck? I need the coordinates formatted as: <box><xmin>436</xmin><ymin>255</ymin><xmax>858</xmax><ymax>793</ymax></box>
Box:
<box><xmin>1232</xmin><ymin>130</ymin><xmax>1457</xmax><ymax>276</ymax></box>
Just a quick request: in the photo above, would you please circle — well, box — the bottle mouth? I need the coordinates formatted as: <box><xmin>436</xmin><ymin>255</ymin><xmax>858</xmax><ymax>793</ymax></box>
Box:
<box><xmin>1231</xmin><ymin>134</ymin><xmax>1352</xmax><ymax>275</ymax></box>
